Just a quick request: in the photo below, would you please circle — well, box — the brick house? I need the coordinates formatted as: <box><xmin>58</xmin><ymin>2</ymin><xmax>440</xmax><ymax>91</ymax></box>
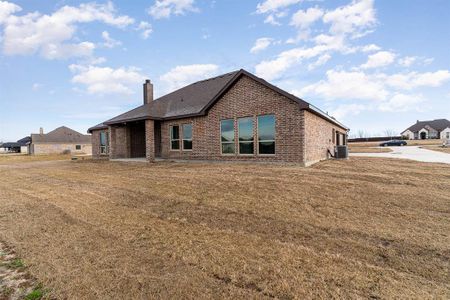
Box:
<box><xmin>28</xmin><ymin>126</ymin><xmax>92</xmax><ymax>155</ymax></box>
<box><xmin>88</xmin><ymin>69</ymin><xmax>348</xmax><ymax>166</ymax></box>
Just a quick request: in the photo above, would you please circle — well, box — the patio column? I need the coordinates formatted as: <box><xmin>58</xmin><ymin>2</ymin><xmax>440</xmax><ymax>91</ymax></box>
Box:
<box><xmin>145</xmin><ymin>119</ymin><xmax>155</xmax><ymax>162</ymax></box>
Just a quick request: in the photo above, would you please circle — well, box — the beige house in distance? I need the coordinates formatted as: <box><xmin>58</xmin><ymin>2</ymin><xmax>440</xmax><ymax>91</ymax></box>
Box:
<box><xmin>28</xmin><ymin>126</ymin><xmax>92</xmax><ymax>155</ymax></box>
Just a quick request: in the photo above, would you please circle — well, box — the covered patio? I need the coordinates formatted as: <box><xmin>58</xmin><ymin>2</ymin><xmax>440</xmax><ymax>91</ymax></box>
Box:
<box><xmin>109</xmin><ymin>120</ymin><xmax>156</xmax><ymax>160</ymax></box>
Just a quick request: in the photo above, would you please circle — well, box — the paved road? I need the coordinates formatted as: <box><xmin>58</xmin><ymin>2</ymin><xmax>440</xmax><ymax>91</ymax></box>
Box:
<box><xmin>350</xmin><ymin>146</ymin><xmax>450</xmax><ymax>164</ymax></box>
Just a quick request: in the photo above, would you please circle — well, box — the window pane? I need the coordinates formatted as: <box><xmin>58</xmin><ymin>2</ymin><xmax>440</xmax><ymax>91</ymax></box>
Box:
<box><xmin>259</xmin><ymin>141</ymin><xmax>275</xmax><ymax>154</ymax></box>
<box><xmin>171</xmin><ymin>140</ymin><xmax>180</xmax><ymax>150</ymax></box>
<box><xmin>183</xmin><ymin>124</ymin><xmax>192</xmax><ymax>140</ymax></box>
<box><xmin>222</xmin><ymin>143</ymin><xmax>235</xmax><ymax>154</ymax></box>
<box><xmin>238</xmin><ymin>118</ymin><xmax>253</xmax><ymax>142</ymax></box>
<box><xmin>221</xmin><ymin>119</ymin><xmax>234</xmax><ymax>142</ymax></box>
<box><xmin>183</xmin><ymin>140</ymin><xmax>192</xmax><ymax>150</ymax></box>
<box><xmin>239</xmin><ymin>142</ymin><xmax>254</xmax><ymax>154</ymax></box>
<box><xmin>171</xmin><ymin>126</ymin><xmax>179</xmax><ymax>140</ymax></box>
<box><xmin>258</xmin><ymin>115</ymin><xmax>275</xmax><ymax>141</ymax></box>
<box><xmin>100</xmin><ymin>132</ymin><xmax>107</xmax><ymax>146</ymax></box>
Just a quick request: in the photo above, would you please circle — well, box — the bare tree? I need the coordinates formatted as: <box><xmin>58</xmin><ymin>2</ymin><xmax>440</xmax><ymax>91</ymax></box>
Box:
<box><xmin>357</xmin><ymin>130</ymin><xmax>367</xmax><ymax>138</ymax></box>
<box><xmin>383</xmin><ymin>129</ymin><xmax>397</xmax><ymax>139</ymax></box>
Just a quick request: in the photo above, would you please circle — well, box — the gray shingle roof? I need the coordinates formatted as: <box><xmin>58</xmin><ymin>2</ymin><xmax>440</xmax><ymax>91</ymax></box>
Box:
<box><xmin>403</xmin><ymin>119</ymin><xmax>450</xmax><ymax>133</ymax></box>
<box><xmin>89</xmin><ymin>69</ymin><xmax>348</xmax><ymax>132</ymax></box>
<box><xmin>31</xmin><ymin>126</ymin><xmax>91</xmax><ymax>143</ymax></box>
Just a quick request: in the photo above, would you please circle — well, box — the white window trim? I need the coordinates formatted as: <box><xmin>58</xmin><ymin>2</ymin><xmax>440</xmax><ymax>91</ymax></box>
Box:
<box><xmin>237</xmin><ymin>117</ymin><xmax>255</xmax><ymax>156</ymax></box>
<box><xmin>257</xmin><ymin>114</ymin><xmax>276</xmax><ymax>156</ymax></box>
<box><xmin>170</xmin><ymin>125</ymin><xmax>180</xmax><ymax>151</ymax></box>
<box><xmin>220</xmin><ymin>119</ymin><xmax>235</xmax><ymax>155</ymax></box>
<box><xmin>182</xmin><ymin>124</ymin><xmax>193</xmax><ymax>151</ymax></box>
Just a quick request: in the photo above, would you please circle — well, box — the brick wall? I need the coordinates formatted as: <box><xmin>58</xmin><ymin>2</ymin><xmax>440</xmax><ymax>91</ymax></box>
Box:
<box><xmin>109</xmin><ymin>126</ymin><xmax>129</xmax><ymax>159</ymax></box>
<box><xmin>303</xmin><ymin>110</ymin><xmax>347</xmax><ymax>165</ymax></box>
<box><xmin>158</xmin><ymin>75</ymin><xmax>305</xmax><ymax>163</ymax></box>
<box><xmin>32</xmin><ymin>143</ymin><xmax>92</xmax><ymax>155</ymax></box>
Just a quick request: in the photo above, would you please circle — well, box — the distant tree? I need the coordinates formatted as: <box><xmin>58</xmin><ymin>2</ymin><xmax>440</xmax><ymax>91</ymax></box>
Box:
<box><xmin>384</xmin><ymin>129</ymin><xmax>397</xmax><ymax>138</ymax></box>
<box><xmin>357</xmin><ymin>130</ymin><xmax>367</xmax><ymax>138</ymax></box>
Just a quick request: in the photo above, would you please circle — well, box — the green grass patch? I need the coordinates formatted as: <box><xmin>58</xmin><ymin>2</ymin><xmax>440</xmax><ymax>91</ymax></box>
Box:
<box><xmin>6</xmin><ymin>258</ymin><xmax>24</xmax><ymax>268</ymax></box>
<box><xmin>24</xmin><ymin>287</ymin><xmax>44</xmax><ymax>300</ymax></box>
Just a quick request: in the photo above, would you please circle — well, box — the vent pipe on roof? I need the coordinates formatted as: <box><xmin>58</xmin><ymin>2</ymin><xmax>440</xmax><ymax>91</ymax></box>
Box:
<box><xmin>39</xmin><ymin>127</ymin><xmax>44</xmax><ymax>135</ymax></box>
<box><xmin>143</xmin><ymin>79</ymin><xmax>153</xmax><ymax>105</ymax></box>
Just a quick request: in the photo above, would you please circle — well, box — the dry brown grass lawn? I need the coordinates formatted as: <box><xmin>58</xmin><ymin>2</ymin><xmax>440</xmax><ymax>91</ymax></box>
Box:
<box><xmin>348</xmin><ymin>147</ymin><xmax>392</xmax><ymax>153</ymax></box>
<box><xmin>349</xmin><ymin>139</ymin><xmax>443</xmax><ymax>148</ymax></box>
<box><xmin>0</xmin><ymin>157</ymin><xmax>449</xmax><ymax>299</ymax></box>
<box><xmin>0</xmin><ymin>153</ymin><xmax>71</xmax><ymax>164</ymax></box>
<box><xmin>420</xmin><ymin>145</ymin><xmax>450</xmax><ymax>154</ymax></box>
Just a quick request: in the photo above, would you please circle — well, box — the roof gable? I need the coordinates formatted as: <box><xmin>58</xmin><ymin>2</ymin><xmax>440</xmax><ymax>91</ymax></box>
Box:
<box><xmin>32</xmin><ymin>126</ymin><xmax>91</xmax><ymax>143</ymax></box>
<box><xmin>403</xmin><ymin>119</ymin><xmax>450</xmax><ymax>133</ymax></box>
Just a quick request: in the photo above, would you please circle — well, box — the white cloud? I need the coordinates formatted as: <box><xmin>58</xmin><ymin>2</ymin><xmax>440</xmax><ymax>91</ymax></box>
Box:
<box><xmin>361</xmin><ymin>51</ymin><xmax>396</xmax><ymax>69</ymax></box>
<box><xmin>160</xmin><ymin>64</ymin><xmax>219</xmax><ymax>92</ymax></box>
<box><xmin>264</xmin><ymin>14</ymin><xmax>281</xmax><ymax>26</ymax></box>
<box><xmin>291</xmin><ymin>6</ymin><xmax>323</xmax><ymax>29</ymax></box>
<box><xmin>360</xmin><ymin>44</ymin><xmax>380</xmax><ymax>52</ymax></box>
<box><xmin>379</xmin><ymin>93</ymin><xmax>424</xmax><ymax>112</ymax></box>
<box><xmin>101</xmin><ymin>31</ymin><xmax>121</xmax><ymax>48</ymax></box>
<box><xmin>383</xmin><ymin>70</ymin><xmax>450</xmax><ymax>90</ymax></box>
<box><xmin>323</xmin><ymin>0</ymin><xmax>376</xmax><ymax>38</ymax></box>
<box><xmin>137</xmin><ymin>21</ymin><xmax>153</xmax><ymax>39</ymax></box>
<box><xmin>32</xmin><ymin>83</ymin><xmax>42</xmax><ymax>91</ymax></box>
<box><xmin>301</xmin><ymin>69</ymin><xmax>389</xmax><ymax>101</ymax></box>
<box><xmin>1</xmin><ymin>1</ymin><xmax>134</xmax><ymax>59</ymax></box>
<box><xmin>307</xmin><ymin>54</ymin><xmax>331</xmax><ymax>70</ymax></box>
<box><xmin>398</xmin><ymin>56</ymin><xmax>417</xmax><ymax>67</ymax></box>
<box><xmin>0</xmin><ymin>1</ymin><xmax>21</xmax><ymax>24</ymax></box>
<box><xmin>255</xmin><ymin>45</ymin><xmax>329</xmax><ymax>80</ymax></box>
<box><xmin>330</xmin><ymin>103</ymin><xmax>367</xmax><ymax>119</ymax></box>
<box><xmin>148</xmin><ymin>0</ymin><xmax>198</xmax><ymax>19</ymax></box>
<box><xmin>250</xmin><ymin>37</ymin><xmax>273</xmax><ymax>54</ymax></box>
<box><xmin>256</xmin><ymin>0</ymin><xmax>302</xmax><ymax>14</ymax></box>
<box><xmin>69</xmin><ymin>64</ymin><xmax>144</xmax><ymax>94</ymax></box>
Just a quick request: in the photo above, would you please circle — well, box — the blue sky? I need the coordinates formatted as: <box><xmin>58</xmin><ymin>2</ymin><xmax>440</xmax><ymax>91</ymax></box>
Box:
<box><xmin>1</xmin><ymin>0</ymin><xmax>449</xmax><ymax>141</ymax></box>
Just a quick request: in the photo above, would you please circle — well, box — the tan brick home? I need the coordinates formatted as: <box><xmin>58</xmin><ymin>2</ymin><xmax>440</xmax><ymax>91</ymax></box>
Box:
<box><xmin>88</xmin><ymin>69</ymin><xmax>348</xmax><ymax>166</ymax></box>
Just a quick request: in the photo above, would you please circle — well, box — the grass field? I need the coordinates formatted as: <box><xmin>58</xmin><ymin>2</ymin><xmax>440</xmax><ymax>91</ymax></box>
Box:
<box><xmin>348</xmin><ymin>139</ymin><xmax>445</xmax><ymax>153</ymax></box>
<box><xmin>0</xmin><ymin>153</ymin><xmax>71</xmax><ymax>164</ymax></box>
<box><xmin>420</xmin><ymin>145</ymin><xmax>450</xmax><ymax>154</ymax></box>
<box><xmin>0</xmin><ymin>157</ymin><xmax>449</xmax><ymax>299</ymax></box>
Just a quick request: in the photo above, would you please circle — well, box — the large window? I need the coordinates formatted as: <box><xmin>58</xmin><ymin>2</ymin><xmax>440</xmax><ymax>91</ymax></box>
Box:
<box><xmin>75</xmin><ymin>145</ymin><xmax>81</xmax><ymax>150</ymax></box>
<box><xmin>182</xmin><ymin>124</ymin><xmax>193</xmax><ymax>150</ymax></box>
<box><xmin>257</xmin><ymin>115</ymin><xmax>275</xmax><ymax>155</ymax></box>
<box><xmin>221</xmin><ymin>119</ymin><xmax>235</xmax><ymax>154</ymax></box>
<box><xmin>99</xmin><ymin>131</ymin><xmax>109</xmax><ymax>154</ymax></box>
<box><xmin>238</xmin><ymin>117</ymin><xmax>254</xmax><ymax>154</ymax></box>
<box><xmin>170</xmin><ymin>125</ymin><xmax>180</xmax><ymax>150</ymax></box>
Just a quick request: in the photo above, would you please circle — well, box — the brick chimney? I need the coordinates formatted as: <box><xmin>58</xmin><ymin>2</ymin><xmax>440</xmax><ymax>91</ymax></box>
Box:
<box><xmin>143</xmin><ymin>79</ymin><xmax>153</xmax><ymax>104</ymax></box>
<box><xmin>39</xmin><ymin>127</ymin><xmax>44</xmax><ymax>135</ymax></box>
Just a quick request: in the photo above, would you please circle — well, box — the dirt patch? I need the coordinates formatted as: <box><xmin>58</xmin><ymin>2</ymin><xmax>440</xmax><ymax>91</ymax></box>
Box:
<box><xmin>0</xmin><ymin>157</ymin><xmax>449</xmax><ymax>298</ymax></box>
<box><xmin>0</xmin><ymin>241</ymin><xmax>45</xmax><ymax>300</ymax></box>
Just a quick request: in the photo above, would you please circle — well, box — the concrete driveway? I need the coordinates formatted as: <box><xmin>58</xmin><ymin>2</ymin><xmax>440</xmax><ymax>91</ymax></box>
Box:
<box><xmin>350</xmin><ymin>146</ymin><xmax>450</xmax><ymax>164</ymax></box>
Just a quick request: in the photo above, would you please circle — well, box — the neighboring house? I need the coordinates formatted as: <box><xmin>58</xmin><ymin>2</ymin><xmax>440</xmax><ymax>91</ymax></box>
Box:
<box><xmin>88</xmin><ymin>69</ymin><xmax>348</xmax><ymax>166</ymax></box>
<box><xmin>0</xmin><ymin>142</ymin><xmax>21</xmax><ymax>153</ymax></box>
<box><xmin>402</xmin><ymin>119</ymin><xmax>450</xmax><ymax>140</ymax></box>
<box><xmin>17</xmin><ymin>136</ymin><xmax>31</xmax><ymax>153</ymax></box>
<box><xmin>29</xmin><ymin>126</ymin><xmax>92</xmax><ymax>155</ymax></box>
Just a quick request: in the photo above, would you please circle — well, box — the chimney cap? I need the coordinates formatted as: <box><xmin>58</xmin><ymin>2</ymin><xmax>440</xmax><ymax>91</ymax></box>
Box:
<box><xmin>145</xmin><ymin>79</ymin><xmax>151</xmax><ymax>84</ymax></box>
